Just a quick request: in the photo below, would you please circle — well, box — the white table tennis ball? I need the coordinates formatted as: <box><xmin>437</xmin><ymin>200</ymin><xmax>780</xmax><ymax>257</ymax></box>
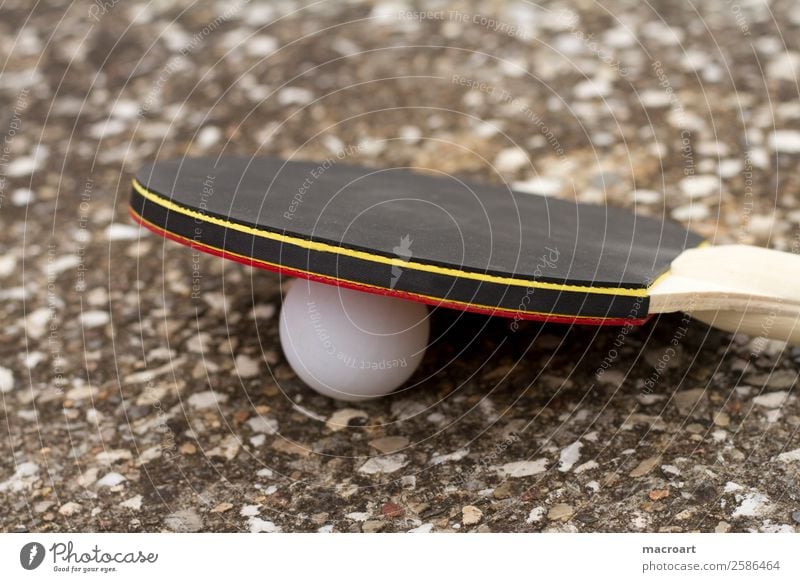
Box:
<box><xmin>279</xmin><ymin>280</ymin><xmax>430</xmax><ymax>401</ymax></box>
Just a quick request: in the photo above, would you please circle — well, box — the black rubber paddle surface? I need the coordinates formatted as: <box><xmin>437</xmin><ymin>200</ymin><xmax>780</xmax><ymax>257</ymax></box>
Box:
<box><xmin>130</xmin><ymin>156</ymin><xmax>704</xmax><ymax>323</ymax></box>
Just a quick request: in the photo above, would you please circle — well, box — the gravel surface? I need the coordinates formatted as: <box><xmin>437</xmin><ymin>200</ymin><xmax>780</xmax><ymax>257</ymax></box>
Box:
<box><xmin>1</xmin><ymin>0</ymin><xmax>799</xmax><ymax>533</ymax></box>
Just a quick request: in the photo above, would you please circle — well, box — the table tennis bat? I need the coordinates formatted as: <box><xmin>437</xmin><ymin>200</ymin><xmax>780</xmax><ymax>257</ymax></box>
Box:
<box><xmin>129</xmin><ymin>156</ymin><xmax>800</xmax><ymax>345</ymax></box>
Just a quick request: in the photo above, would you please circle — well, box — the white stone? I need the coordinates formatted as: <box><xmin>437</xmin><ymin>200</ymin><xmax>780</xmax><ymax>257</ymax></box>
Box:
<box><xmin>633</xmin><ymin>189</ymin><xmax>662</xmax><ymax>204</ymax></box>
<box><xmin>248</xmin><ymin>517</ymin><xmax>281</xmax><ymax>533</ymax></box>
<box><xmin>278</xmin><ymin>87</ymin><xmax>313</xmax><ymax>106</ymax></box>
<box><xmin>768</xmin><ymin>130</ymin><xmax>800</xmax><ymax>154</ymax></box>
<box><xmin>202</xmin><ymin>292</ymin><xmax>230</xmax><ymax>313</ymax></box>
<box><xmin>526</xmin><ymin>506</ymin><xmax>546</xmax><ymax>523</ymax></box>
<box><xmin>429</xmin><ymin>448</ymin><xmax>470</xmax><ymax>465</ymax></box>
<box><xmin>718</xmin><ymin>159</ymin><xmax>743</xmax><ymax>178</ymax></box>
<box><xmin>639</xmin><ymin>90</ymin><xmax>671</xmax><ymax>108</ymax></box>
<box><xmin>724</xmin><ymin>481</ymin><xmax>743</xmax><ymax>493</ymax></box>
<box><xmin>358</xmin><ymin>454</ymin><xmax>408</xmax><ymax>475</ymax></box>
<box><xmin>0</xmin><ymin>255</ymin><xmax>16</xmax><ymax>278</ymax></box>
<box><xmin>58</xmin><ymin>502</ymin><xmax>82</xmax><ymax>516</ymax></box>
<box><xmin>6</xmin><ymin>156</ymin><xmax>41</xmax><ymax>176</ymax></box>
<box><xmin>46</xmin><ymin>255</ymin><xmax>80</xmax><ymax>276</ymax></box>
<box><xmin>749</xmin><ymin>147</ymin><xmax>769</xmax><ymax>168</ymax></box>
<box><xmin>671</xmin><ymin>204</ymin><xmax>710</xmax><ymax>221</ymax></box>
<box><xmin>136</xmin><ymin>446</ymin><xmax>161</xmax><ymax>465</ymax></box>
<box><xmin>246</xmin><ymin>416</ymin><xmax>278</xmax><ymax>435</ymax></box>
<box><xmin>732</xmin><ymin>492</ymin><xmax>771</xmax><ymax>518</ymax></box>
<box><xmin>234</xmin><ymin>354</ymin><xmax>260</xmax><ymax>378</ymax></box>
<box><xmin>80</xmin><ymin>310</ymin><xmax>109</xmax><ymax>328</ymax></box>
<box><xmin>774</xmin><ymin>448</ymin><xmax>800</xmax><ymax>463</ymax></box>
<box><xmin>574</xmin><ymin>460</ymin><xmax>599</xmax><ymax>474</ymax></box>
<box><xmin>120</xmin><ymin>495</ymin><xmax>143</xmax><ymax>510</ymax></box>
<box><xmin>188</xmin><ymin>390</ymin><xmax>228</xmax><ymax>409</ymax></box>
<box><xmin>766</xmin><ymin>52</ymin><xmax>800</xmax><ymax>81</ymax></box>
<box><xmin>604</xmin><ymin>26</ymin><xmax>637</xmax><ymax>48</ymax></box>
<box><xmin>106</xmin><ymin>223</ymin><xmax>147</xmax><ymax>241</ymax></box>
<box><xmin>0</xmin><ymin>367</ymin><xmax>14</xmax><ymax>393</ymax></box>
<box><xmin>0</xmin><ymin>462</ymin><xmax>39</xmax><ymax>492</ymax></box>
<box><xmin>196</xmin><ymin>126</ymin><xmax>222</xmax><ymax>149</ymax></box>
<box><xmin>753</xmin><ymin>391</ymin><xmax>790</xmax><ymax>408</ymax></box>
<box><xmin>111</xmin><ymin>100</ymin><xmax>140</xmax><ymax>120</ymax></box>
<box><xmin>399</xmin><ymin>125</ymin><xmax>422</xmax><ymax>143</ymax></box>
<box><xmin>207</xmin><ymin>435</ymin><xmax>240</xmax><ymax>461</ymax></box>
<box><xmin>65</xmin><ymin>384</ymin><xmax>98</xmax><ymax>400</ymax></box>
<box><xmin>497</xmin><ymin>458</ymin><xmax>548</xmax><ymax>478</ymax></box>
<box><xmin>495</xmin><ymin>147</ymin><xmax>530</xmax><ymax>173</ymax></box>
<box><xmin>96</xmin><ymin>472</ymin><xmax>126</xmax><ymax>487</ymax></box>
<box><xmin>249</xmin><ymin>304</ymin><xmax>276</xmax><ymax>320</ymax></box>
<box><xmin>558</xmin><ymin>441</ymin><xmax>583</xmax><ymax>472</ymax></box>
<box><xmin>11</xmin><ymin>188</ymin><xmax>35</xmax><ymax>206</ymax></box>
<box><xmin>88</xmin><ymin>118</ymin><xmax>127</xmax><ymax>139</ymax></box>
<box><xmin>574</xmin><ymin>78</ymin><xmax>611</xmax><ymax>99</ymax></box>
<box><xmin>246</xmin><ymin>35</ymin><xmax>278</xmax><ymax>56</ymax></box>
<box><xmin>680</xmin><ymin>175</ymin><xmax>719</xmax><ymax>198</ymax></box>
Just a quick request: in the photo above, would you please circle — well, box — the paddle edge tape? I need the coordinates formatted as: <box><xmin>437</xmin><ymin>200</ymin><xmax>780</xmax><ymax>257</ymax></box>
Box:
<box><xmin>130</xmin><ymin>179</ymin><xmax>654</xmax><ymax>326</ymax></box>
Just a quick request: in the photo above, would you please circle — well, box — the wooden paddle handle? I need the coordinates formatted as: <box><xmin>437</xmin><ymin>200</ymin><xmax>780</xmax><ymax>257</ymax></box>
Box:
<box><xmin>649</xmin><ymin>245</ymin><xmax>800</xmax><ymax>345</ymax></box>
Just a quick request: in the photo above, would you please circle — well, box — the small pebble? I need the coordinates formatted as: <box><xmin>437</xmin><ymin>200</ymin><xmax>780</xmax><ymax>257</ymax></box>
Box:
<box><xmin>462</xmin><ymin>505</ymin><xmax>483</xmax><ymax>525</ymax></box>
<box><xmin>753</xmin><ymin>391</ymin><xmax>790</xmax><ymax>408</ymax></box>
<box><xmin>247</xmin><ymin>415</ymin><xmax>279</xmax><ymax>434</ymax></box>
<box><xmin>96</xmin><ymin>472</ymin><xmax>126</xmax><ymax>487</ymax></box>
<box><xmin>630</xmin><ymin>456</ymin><xmax>661</xmax><ymax>478</ymax></box>
<box><xmin>11</xmin><ymin>188</ymin><xmax>35</xmax><ymax>206</ymax></box>
<box><xmin>497</xmin><ymin>459</ymin><xmax>548</xmax><ymax>478</ymax></box>
<box><xmin>119</xmin><ymin>495</ymin><xmax>143</xmax><ymax>511</ymax></box>
<box><xmin>0</xmin><ymin>367</ymin><xmax>14</xmax><ymax>393</ymax></box>
<box><xmin>558</xmin><ymin>441</ymin><xmax>583</xmax><ymax>472</ymax></box>
<box><xmin>381</xmin><ymin>503</ymin><xmax>405</xmax><ymax>519</ymax></box>
<box><xmin>164</xmin><ymin>509</ymin><xmax>203</xmax><ymax>532</ymax></box>
<box><xmin>80</xmin><ymin>311</ymin><xmax>109</xmax><ymax>328</ymax></box>
<box><xmin>196</xmin><ymin>126</ymin><xmax>222</xmax><ymax>148</ymax></box>
<box><xmin>58</xmin><ymin>502</ymin><xmax>82</xmax><ymax>516</ymax></box>
<box><xmin>649</xmin><ymin>489</ymin><xmax>670</xmax><ymax>501</ymax></box>
<box><xmin>547</xmin><ymin>503</ymin><xmax>574</xmax><ymax>521</ymax></box>
<box><xmin>188</xmin><ymin>390</ymin><xmax>228</xmax><ymax>409</ymax></box>
<box><xmin>106</xmin><ymin>223</ymin><xmax>145</xmax><ymax>241</ymax></box>
<box><xmin>526</xmin><ymin>507</ymin><xmax>546</xmax><ymax>524</ymax></box>
<box><xmin>495</xmin><ymin>147</ymin><xmax>529</xmax><ymax>173</ymax></box>
<box><xmin>713</xmin><ymin>411</ymin><xmax>730</xmax><ymax>427</ymax></box>
<box><xmin>769</xmin><ymin>130</ymin><xmax>800</xmax><ymax>154</ymax></box>
<box><xmin>679</xmin><ymin>175</ymin><xmax>719</xmax><ymax>198</ymax></box>
<box><xmin>369</xmin><ymin>436</ymin><xmax>409</xmax><ymax>454</ymax></box>
<box><xmin>358</xmin><ymin>454</ymin><xmax>408</xmax><ymax>475</ymax></box>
